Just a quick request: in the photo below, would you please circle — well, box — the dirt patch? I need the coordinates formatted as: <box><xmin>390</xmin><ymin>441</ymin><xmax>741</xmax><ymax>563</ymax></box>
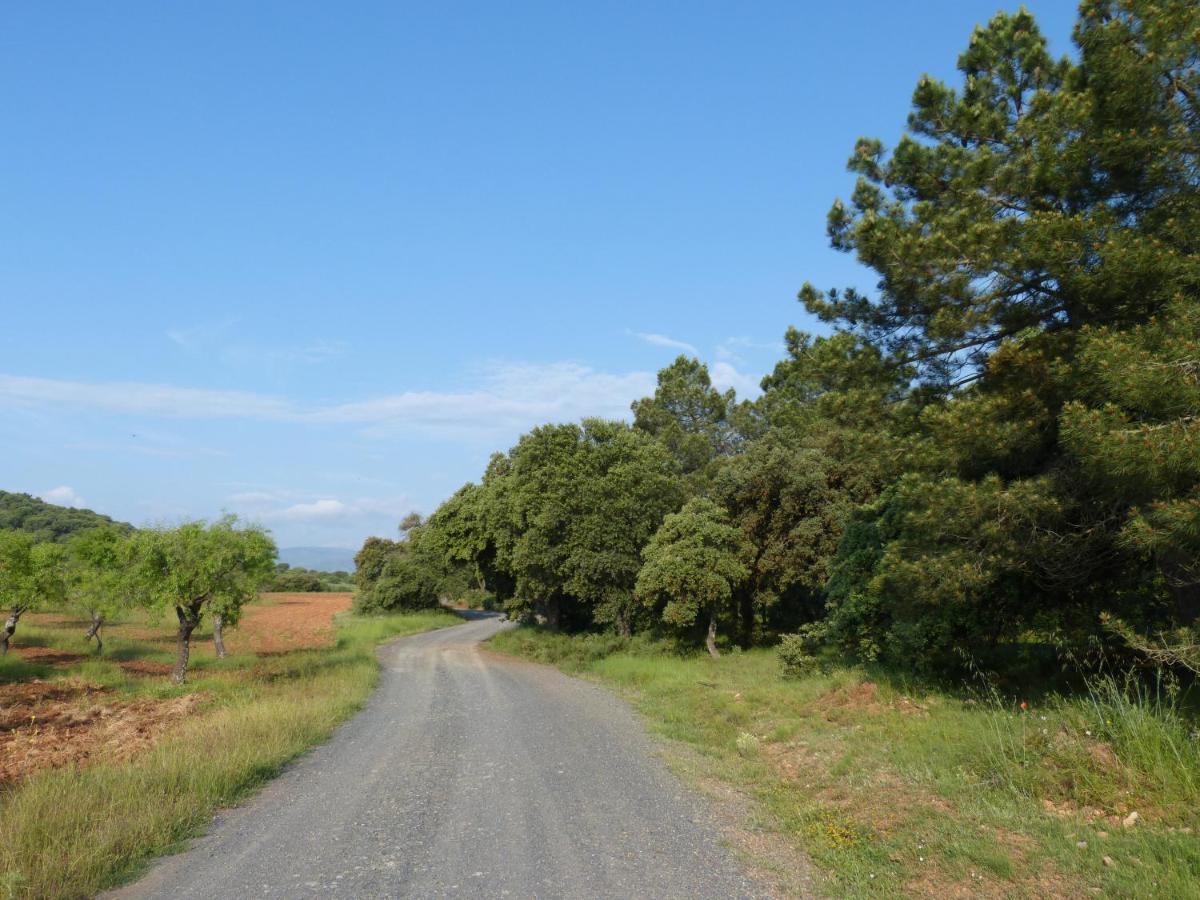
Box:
<box><xmin>809</xmin><ymin>681</ymin><xmax>884</xmax><ymax>717</ymax></box>
<box><xmin>14</xmin><ymin>646</ymin><xmax>88</xmax><ymax>667</ymax></box>
<box><xmin>18</xmin><ymin>592</ymin><xmax>355</xmax><ymax>670</ymax></box>
<box><xmin>118</xmin><ymin>660</ymin><xmax>174</xmax><ymax>677</ymax></box>
<box><xmin>0</xmin><ymin>679</ymin><xmax>204</xmax><ymax>785</ymax></box>
<box><xmin>230</xmin><ymin>592</ymin><xmax>353</xmax><ymax>654</ymax></box>
<box><xmin>808</xmin><ymin>681</ymin><xmax>929</xmax><ymax>719</ymax></box>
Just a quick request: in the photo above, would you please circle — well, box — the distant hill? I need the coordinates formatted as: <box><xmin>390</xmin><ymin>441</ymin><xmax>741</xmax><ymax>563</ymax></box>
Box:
<box><xmin>0</xmin><ymin>490</ymin><xmax>134</xmax><ymax>543</ymax></box>
<box><xmin>277</xmin><ymin>546</ymin><xmax>357</xmax><ymax>573</ymax></box>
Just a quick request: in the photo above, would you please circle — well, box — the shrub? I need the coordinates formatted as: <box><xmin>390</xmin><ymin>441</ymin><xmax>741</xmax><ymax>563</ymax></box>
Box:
<box><xmin>777</xmin><ymin>633</ymin><xmax>819</xmax><ymax>679</ymax></box>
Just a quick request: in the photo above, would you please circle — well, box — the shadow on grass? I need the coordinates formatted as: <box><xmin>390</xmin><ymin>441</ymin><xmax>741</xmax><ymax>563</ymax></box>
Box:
<box><xmin>0</xmin><ymin>656</ymin><xmax>54</xmax><ymax>683</ymax></box>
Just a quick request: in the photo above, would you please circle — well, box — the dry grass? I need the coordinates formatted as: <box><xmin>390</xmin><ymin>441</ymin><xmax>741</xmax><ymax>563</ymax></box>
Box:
<box><xmin>491</xmin><ymin>628</ymin><xmax>1200</xmax><ymax>898</ymax></box>
<box><xmin>0</xmin><ymin>603</ymin><xmax>459</xmax><ymax>899</ymax></box>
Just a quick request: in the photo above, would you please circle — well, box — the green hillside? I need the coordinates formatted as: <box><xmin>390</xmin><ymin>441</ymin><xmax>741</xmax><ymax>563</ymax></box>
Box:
<box><xmin>0</xmin><ymin>490</ymin><xmax>133</xmax><ymax>543</ymax></box>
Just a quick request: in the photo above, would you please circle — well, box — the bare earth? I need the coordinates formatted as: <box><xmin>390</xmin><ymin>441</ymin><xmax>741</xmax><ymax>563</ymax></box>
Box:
<box><xmin>1</xmin><ymin>592</ymin><xmax>354</xmax><ymax>784</ymax></box>
<box><xmin>109</xmin><ymin>613</ymin><xmax>771</xmax><ymax>899</ymax></box>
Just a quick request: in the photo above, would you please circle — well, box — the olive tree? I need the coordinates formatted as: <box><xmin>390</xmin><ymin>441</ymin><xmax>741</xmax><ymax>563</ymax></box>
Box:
<box><xmin>130</xmin><ymin>517</ymin><xmax>275</xmax><ymax>681</ymax></box>
<box><xmin>65</xmin><ymin>526</ymin><xmax>131</xmax><ymax>654</ymax></box>
<box><xmin>0</xmin><ymin>530</ymin><xmax>66</xmax><ymax>655</ymax></box>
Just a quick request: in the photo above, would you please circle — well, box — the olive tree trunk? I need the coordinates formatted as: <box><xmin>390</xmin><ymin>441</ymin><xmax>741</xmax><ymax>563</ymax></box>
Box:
<box><xmin>173</xmin><ymin>604</ymin><xmax>201</xmax><ymax>684</ymax></box>
<box><xmin>212</xmin><ymin>613</ymin><xmax>227</xmax><ymax>659</ymax></box>
<box><xmin>705</xmin><ymin>608</ymin><xmax>721</xmax><ymax>658</ymax></box>
<box><xmin>1</xmin><ymin>606</ymin><xmax>26</xmax><ymax>656</ymax></box>
<box><xmin>84</xmin><ymin>611</ymin><xmax>104</xmax><ymax>655</ymax></box>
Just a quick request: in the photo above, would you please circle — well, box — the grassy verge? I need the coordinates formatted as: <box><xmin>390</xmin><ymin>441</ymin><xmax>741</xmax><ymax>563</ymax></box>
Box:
<box><xmin>490</xmin><ymin>628</ymin><xmax>1200</xmax><ymax>898</ymax></box>
<box><xmin>0</xmin><ymin>608</ymin><xmax>460</xmax><ymax>899</ymax></box>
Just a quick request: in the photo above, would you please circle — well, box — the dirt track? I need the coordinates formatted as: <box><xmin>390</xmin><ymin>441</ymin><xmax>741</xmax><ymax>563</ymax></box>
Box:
<box><xmin>110</xmin><ymin>613</ymin><xmax>773</xmax><ymax>899</ymax></box>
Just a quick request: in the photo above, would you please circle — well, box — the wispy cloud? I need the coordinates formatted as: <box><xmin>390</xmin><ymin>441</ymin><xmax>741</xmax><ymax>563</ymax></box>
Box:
<box><xmin>166</xmin><ymin>318</ymin><xmax>239</xmax><ymax>352</ymax></box>
<box><xmin>168</xmin><ymin>320</ymin><xmax>345</xmax><ymax>368</ymax></box>
<box><xmin>631</xmin><ymin>331</ymin><xmax>699</xmax><ymax>356</ymax></box>
<box><xmin>0</xmin><ymin>374</ymin><xmax>293</xmax><ymax>419</ymax></box>
<box><xmin>0</xmin><ymin>362</ymin><xmax>657</xmax><ymax>440</ymax></box>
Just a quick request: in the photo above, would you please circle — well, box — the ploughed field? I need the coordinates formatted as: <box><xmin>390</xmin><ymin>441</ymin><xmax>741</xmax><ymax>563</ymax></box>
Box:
<box><xmin>0</xmin><ymin>592</ymin><xmax>353</xmax><ymax>786</ymax></box>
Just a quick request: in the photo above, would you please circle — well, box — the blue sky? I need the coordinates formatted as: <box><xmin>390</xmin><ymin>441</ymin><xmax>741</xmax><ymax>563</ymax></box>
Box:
<box><xmin>1</xmin><ymin>1</ymin><xmax>1078</xmax><ymax>550</ymax></box>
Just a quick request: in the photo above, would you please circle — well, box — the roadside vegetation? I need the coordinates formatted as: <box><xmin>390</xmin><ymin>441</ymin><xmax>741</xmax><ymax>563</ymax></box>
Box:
<box><xmin>493</xmin><ymin>628</ymin><xmax>1200</xmax><ymax>896</ymax></box>
<box><xmin>354</xmin><ymin>2</ymin><xmax>1200</xmax><ymax>893</ymax></box>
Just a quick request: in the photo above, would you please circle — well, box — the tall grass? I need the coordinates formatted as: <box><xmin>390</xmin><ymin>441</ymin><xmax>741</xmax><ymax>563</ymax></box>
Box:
<box><xmin>0</xmin><ymin>609</ymin><xmax>458</xmax><ymax>900</ymax></box>
<box><xmin>983</xmin><ymin>670</ymin><xmax>1200</xmax><ymax>820</ymax></box>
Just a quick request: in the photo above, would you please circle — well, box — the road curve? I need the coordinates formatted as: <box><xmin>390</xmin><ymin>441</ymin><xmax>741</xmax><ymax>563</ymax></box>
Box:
<box><xmin>110</xmin><ymin>613</ymin><xmax>767</xmax><ymax>899</ymax></box>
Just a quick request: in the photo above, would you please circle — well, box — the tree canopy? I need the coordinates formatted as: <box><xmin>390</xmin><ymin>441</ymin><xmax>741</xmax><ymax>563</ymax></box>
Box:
<box><xmin>367</xmin><ymin>0</ymin><xmax>1200</xmax><ymax>677</ymax></box>
<box><xmin>0</xmin><ymin>490</ymin><xmax>133</xmax><ymax>544</ymax></box>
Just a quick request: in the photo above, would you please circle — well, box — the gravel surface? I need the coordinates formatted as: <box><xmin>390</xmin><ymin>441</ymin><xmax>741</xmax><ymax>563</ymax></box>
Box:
<box><xmin>109</xmin><ymin>613</ymin><xmax>770</xmax><ymax>899</ymax></box>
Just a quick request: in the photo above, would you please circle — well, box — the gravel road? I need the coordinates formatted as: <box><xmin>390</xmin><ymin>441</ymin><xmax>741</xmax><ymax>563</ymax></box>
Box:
<box><xmin>110</xmin><ymin>613</ymin><xmax>769</xmax><ymax>899</ymax></box>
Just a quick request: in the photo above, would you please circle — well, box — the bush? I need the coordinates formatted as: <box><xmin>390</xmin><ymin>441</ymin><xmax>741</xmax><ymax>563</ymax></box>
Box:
<box><xmin>354</xmin><ymin>555</ymin><xmax>442</xmax><ymax>613</ymax></box>
<box><xmin>777</xmin><ymin>633</ymin><xmax>819</xmax><ymax>679</ymax></box>
<box><xmin>265</xmin><ymin>570</ymin><xmax>323</xmax><ymax>592</ymax></box>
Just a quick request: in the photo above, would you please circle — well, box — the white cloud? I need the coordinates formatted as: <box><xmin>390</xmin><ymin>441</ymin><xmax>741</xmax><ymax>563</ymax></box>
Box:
<box><xmin>41</xmin><ymin>485</ymin><xmax>86</xmax><ymax>508</ymax></box>
<box><xmin>631</xmin><ymin>331</ymin><xmax>699</xmax><ymax>356</ymax></box>
<box><xmin>711</xmin><ymin>361</ymin><xmax>763</xmax><ymax>398</ymax></box>
<box><xmin>272</xmin><ymin>499</ymin><xmax>348</xmax><ymax>521</ymax></box>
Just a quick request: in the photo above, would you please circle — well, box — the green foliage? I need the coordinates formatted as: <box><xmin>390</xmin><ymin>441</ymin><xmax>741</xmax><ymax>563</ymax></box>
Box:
<box><xmin>808</xmin><ymin>0</ymin><xmax>1200</xmax><ymax>670</ymax></box>
<box><xmin>712</xmin><ymin>435</ymin><xmax>852</xmax><ymax>639</ymax></box>
<box><xmin>355</xmin><ymin>552</ymin><xmax>443</xmax><ymax>613</ymax></box>
<box><xmin>428</xmin><ymin>420</ymin><xmax>685</xmax><ymax>631</ymax></box>
<box><xmin>265</xmin><ymin>564</ymin><xmax>352</xmax><ymax>592</ymax></box>
<box><xmin>776</xmin><ymin>633</ymin><xmax>819</xmax><ymax>678</ymax></box>
<box><xmin>418</xmin><ymin>1</ymin><xmax>1200</xmax><ymax>683</ymax></box>
<box><xmin>0</xmin><ymin>531</ymin><xmax>67</xmax><ymax>654</ymax></box>
<box><xmin>266</xmin><ymin>569</ymin><xmax>323</xmax><ymax>592</ymax></box>
<box><xmin>632</xmin><ymin>356</ymin><xmax>745</xmax><ymax>487</ymax></box>
<box><xmin>0</xmin><ymin>531</ymin><xmax>66</xmax><ymax>615</ymax></box>
<box><xmin>128</xmin><ymin>517</ymin><xmax>276</xmax><ymax>680</ymax></box>
<box><xmin>636</xmin><ymin>497</ymin><xmax>752</xmax><ymax>652</ymax></box>
<box><xmin>0</xmin><ymin>490</ymin><xmax>133</xmax><ymax>544</ymax></box>
<box><xmin>64</xmin><ymin>526</ymin><xmax>131</xmax><ymax>623</ymax></box>
<box><xmin>353</xmin><ymin>528</ymin><xmax>454</xmax><ymax>612</ymax></box>
<box><xmin>130</xmin><ymin>517</ymin><xmax>276</xmax><ymax>622</ymax></box>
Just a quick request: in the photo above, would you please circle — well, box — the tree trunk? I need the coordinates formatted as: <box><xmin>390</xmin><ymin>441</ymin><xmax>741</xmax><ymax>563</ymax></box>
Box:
<box><xmin>173</xmin><ymin>605</ymin><xmax>199</xmax><ymax>684</ymax></box>
<box><xmin>545</xmin><ymin>596</ymin><xmax>561</xmax><ymax>632</ymax></box>
<box><xmin>212</xmin><ymin>613</ymin><xmax>227</xmax><ymax>659</ymax></box>
<box><xmin>738</xmin><ymin>588</ymin><xmax>755</xmax><ymax>649</ymax></box>
<box><xmin>705</xmin><ymin>608</ymin><xmax>721</xmax><ymax>658</ymax></box>
<box><xmin>1</xmin><ymin>606</ymin><xmax>25</xmax><ymax>656</ymax></box>
<box><xmin>84</xmin><ymin>611</ymin><xmax>104</xmax><ymax>655</ymax></box>
<box><xmin>616</xmin><ymin>606</ymin><xmax>632</xmax><ymax>638</ymax></box>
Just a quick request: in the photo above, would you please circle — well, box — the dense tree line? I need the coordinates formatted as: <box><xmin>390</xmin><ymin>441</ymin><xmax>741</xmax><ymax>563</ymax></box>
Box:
<box><xmin>265</xmin><ymin>564</ymin><xmax>354</xmax><ymax>593</ymax></box>
<box><xmin>0</xmin><ymin>490</ymin><xmax>133</xmax><ymax>543</ymax></box>
<box><xmin>356</xmin><ymin>0</ymin><xmax>1200</xmax><ymax>673</ymax></box>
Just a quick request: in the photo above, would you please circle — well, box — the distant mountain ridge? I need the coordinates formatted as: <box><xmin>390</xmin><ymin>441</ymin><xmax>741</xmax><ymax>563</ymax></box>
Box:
<box><xmin>278</xmin><ymin>546</ymin><xmax>357</xmax><ymax>573</ymax></box>
<box><xmin>0</xmin><ymin>490</ymin><xmax>134</xmax><ymax>543</ymax></box>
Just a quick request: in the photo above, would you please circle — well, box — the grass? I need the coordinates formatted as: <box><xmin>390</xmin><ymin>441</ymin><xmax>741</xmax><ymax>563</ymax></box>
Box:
<box><xmin>0</xmin><ymin>606</ymin><xmax>460</xmax><ymax>900</ymax></box>
<box><xmin>490</xmin><ymin>628</ymin><xmax>1200</xmax><ymax>898</ymax></box>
